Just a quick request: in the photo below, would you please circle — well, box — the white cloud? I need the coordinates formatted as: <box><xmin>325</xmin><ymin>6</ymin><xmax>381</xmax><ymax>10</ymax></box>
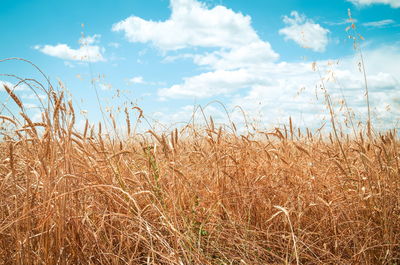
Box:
<box><xmin>35</xmin><ymin>35</ymin><xmax>106</xmax><ymax>62</ymax></box>
<box><xmin>112</xmin><ymin>0</ymin><xmax>261</xmax><ymax>50</ymax></box>
<box><xmin>193</xmin><ymin>41</ymin><xmax>279</xmax><ymax>70</ymax></box>
<box><xmin>36</xmin><ymin>44</ymin><xmax>105</xmax><ymax>62</ymax></box>
<box><xmin>129</xmin><ymin>76</ymin><xmax>145</xmax><ymax>84</ymax></box>
<box><xmin>127</xmin><ymin>76</ymin><xmax>164</xmax><ymax>86</ymax></box>
<box><xmin>158</xmin><ymin>69</ymin><xmax>268</xmax><ymax>98</ymax></box>
<box><xmin>163</xmin><ymin>53</ymin><xmax>195</xmax><ymax>63</ymax></box>
<box><xmin>113</xmin><ymin>0</ymin><xmax>279</xmax><ymax>66</ymax></box>
<box><xmin>363</xmin><ymin>19</ymin><xmax>395</xmax><ymax>27</ymax></box>
<box><xmin>113</xmin><ymin>0</ymin><xmax>279</xmax><ymax>68</ymax></box>
<box><xmin>114</xmin><ymin>0</ymin><xmax>279</xmax><ymax>89</ymax></box>
<box><xmin>279</xmin><ymin>11</ymin><xmax>330</xmax><ymax>52</ymax></box>
<box><xmin>348</xmin><ymin>0</ymin><xmax>400</xmax><ymax>8</ymax></box>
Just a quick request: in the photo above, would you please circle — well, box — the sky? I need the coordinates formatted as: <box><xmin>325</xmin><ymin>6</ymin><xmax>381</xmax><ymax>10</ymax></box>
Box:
<box><xmin>1</xmin><ymin>0</ymin><xmax>400</xmax><ymax>132</ymax></box>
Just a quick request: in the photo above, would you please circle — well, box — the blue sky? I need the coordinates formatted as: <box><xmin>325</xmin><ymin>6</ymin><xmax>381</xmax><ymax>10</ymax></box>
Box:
<box><xmin>1</xmin><ymin>0</ymin><xmax>400</xmax><ymax>131</ymax></box>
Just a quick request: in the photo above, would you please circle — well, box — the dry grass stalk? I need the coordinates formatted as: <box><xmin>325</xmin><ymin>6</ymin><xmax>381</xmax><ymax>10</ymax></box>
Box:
<box><xmin>0</xmin><ymin>115</ymin><xmax>17</xmax><ymax>126</ymax></box>
<box><xmin>19</xmin><ymin>112</ymin><xmax>38</xmax><ymax>138</ymax></box>
<box><xmin>52</xmin><ymin>91</ymin><xmax>64</xmax><ymax>134</ymax></box>
<box><xmin>289</xmin><ymin>116</ymin><xmax>293</xmax><ymax>140</ymax></box>
<box><xmin>8</xmin><ymin>142</ymin><xmax>16</xmax><ymax>179</ymax></box>
<box><xmin>22</xmin><ymin>122</ymin><xmax>46</xmax><ymax>129</ymax></box>
<box><xmin>125</xmin><ymin>107</ymin><xmax>131</xmax><ymax>136</ymax></box>
<box><xmin>294</xmin><ymin>143</ymin><xmax>310</xmax><ymax>157</ymax></box>
<box><xmin>3</xmin><ymin>84</ymin><xmax>23</xmax><ymax>110</ymax></box>
<box><xmin>148</xmin><ymin>130</ymin><xmax>163</xmax><ymax>145</ymax></box>
<box><xmin>67</xmin><ymin>100</ymin><xmax>75</xmax><ymax>134</ymax></box>
<box><xmin>209</xmin><ymin>116</ymin><xmax>215</xmax><ymax>132</ymax></box>
<box><xmin>83</xmin><ymin>119</ymin><xmax>89</xmax><ymax>140</ymax></box>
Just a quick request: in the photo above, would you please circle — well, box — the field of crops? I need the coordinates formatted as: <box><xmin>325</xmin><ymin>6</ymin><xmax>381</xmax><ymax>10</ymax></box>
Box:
<box><xmin>0</xmin><ymin>84</ymin><xmax>399</xmax><ymax>264</ymax></box>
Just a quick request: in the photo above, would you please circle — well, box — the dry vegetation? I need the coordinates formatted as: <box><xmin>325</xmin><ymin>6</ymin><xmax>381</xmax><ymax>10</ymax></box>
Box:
<box><xmin>2</xmin><ymin>7</ymin><xmax>398</xmax><ymax>264</ymax></box>
<box><xmin>0</xmin><ymin>77</ymin><xmax>399</xmax><ymax>265</ymax></box>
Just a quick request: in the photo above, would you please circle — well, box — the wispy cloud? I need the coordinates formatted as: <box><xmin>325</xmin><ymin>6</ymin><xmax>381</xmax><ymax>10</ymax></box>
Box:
<box><xmin>347</xmin><ymin>0</ymin><xmax>400</xmax><ymax>8</ymax></box>
<box><xmin>127</xmin><ymin>76</ymin><xmax>164</xmax><ymax>86</ymax></box>
<box><xmin>21</xmin><ymin>93</ymin><xmax>47</xmax><ymax>100</ymax></box>
<box><xmin>363</xmin><ymin>19</ymin><xmax>395</xmax><ymax>27</ymax></box>
<box><xmin>23</xmin><ymin>103</ymin><xmax>38</xmax><ymax>109</ymax></box>
<box><xmin>279</xmin><ymin>11</ymin><xmax>330</xmax><ymax>52</ymax></box>
<box><xmin>108</xmin><ymin>42</ymin><xmax>120</xmax><ymax>48</ymax></box>
<box><xmin>129</xmin><ymin>76</ymin><xmax>145</xmax><ymax>84</ymax></box>
<box><xmin>99</xmin><ymin>83</ymin><xmax>113</xmax><ymax>91</ymax></box>
<box><xmin>326</xmin><ymin>18</ymin><xmax>358</xmax><ymax>26</ymax></box>
<box><xmin>64</xmin><ymin>61</ymin><xmax>75</xmax><ymax>68</ymax></box>
<box><xmin>79</xmin><ymin>34</ymin><xmax>101</xmax><ymax>45</ymax></box>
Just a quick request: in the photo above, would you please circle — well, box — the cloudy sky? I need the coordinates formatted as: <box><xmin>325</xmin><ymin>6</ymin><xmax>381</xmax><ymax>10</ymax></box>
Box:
<box><xmin>1</xmin><ymin>0</ymin><xmax>399</xmax><ymax>131</ymax></box>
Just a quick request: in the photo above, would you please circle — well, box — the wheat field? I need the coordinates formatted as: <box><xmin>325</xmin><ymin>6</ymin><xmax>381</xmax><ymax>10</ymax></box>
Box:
<box><xmin>0</xmin><ymin>76</ymin><xmax>399</xmax><ymax>265</ymax></box>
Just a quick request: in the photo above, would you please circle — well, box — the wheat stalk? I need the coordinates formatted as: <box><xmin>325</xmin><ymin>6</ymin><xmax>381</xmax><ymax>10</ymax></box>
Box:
<box><xmin>3</xmin><ymin>84</ymin><xmax>23</xmax><ymax>110</ymax></box>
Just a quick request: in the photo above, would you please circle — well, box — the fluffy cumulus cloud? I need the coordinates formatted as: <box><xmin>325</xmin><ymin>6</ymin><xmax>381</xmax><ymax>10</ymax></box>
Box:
<box><xmin>114</xmin><ymin>0</ymin><xmax>279</xmax><ymax>98</ymax></box>
<box><xmin>35</xmin><ymin>34</ymin><xmax>105</xmax><ymax>62</ymax></box>
<box><xmin>158</xmin><ymin>69</ymin><xmax>269</xmax><ymax>98</ymax></box>
<box><xmin>279</xmin><ymin>11</ymin><xmax>330</xmax><ymax>52</ymax></box>
<box><xmin>113</xmin><ymin>0</ymin><xmax>279</xmax><ymax>65</ymax></box>
<box><xmin>348</xmin><ymin>0</ymin><xmax>400</xmax><ymax>8</ymax></box>
<box><xmin>193</xmin><ymin>41</ymin><xmax>279</xmax><ymax>70</ymax></box>
<box><xmin>112</xmin><ymin>0</ymin><xmax>262</xmax><ymax>50</ymax></box>
<box><xmin>158</xmin><ymin>60</ymin><xmax>318</xmax><ymax>100</ymax></box>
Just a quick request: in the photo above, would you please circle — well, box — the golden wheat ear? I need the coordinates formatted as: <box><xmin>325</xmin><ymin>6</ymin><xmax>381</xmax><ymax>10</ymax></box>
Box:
<box><xmin>3</xmin><ymin>84</ymin><xmax>24</xmax><ymax>111</ymax></box>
